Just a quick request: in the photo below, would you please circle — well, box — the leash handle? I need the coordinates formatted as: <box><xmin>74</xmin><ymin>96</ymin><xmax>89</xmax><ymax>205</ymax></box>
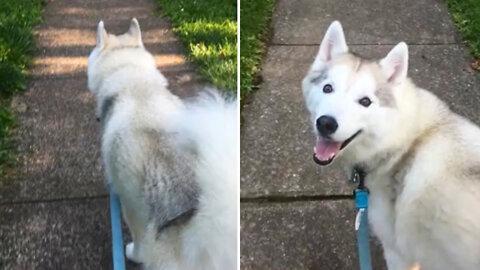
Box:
<box><xmin>110</xmin><ymin>185</ymin><xmax>126</xmax><ymax>270</ymax></box>
<box><xmin>355</xmin><ymin>189</ymin><xmax>372</xmax><ymax>270</ymax></box>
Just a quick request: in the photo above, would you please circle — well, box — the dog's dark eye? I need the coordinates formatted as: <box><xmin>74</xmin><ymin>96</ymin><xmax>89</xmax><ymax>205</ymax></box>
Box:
<box><xmin>323</xmin><ymin>84</ymin><xmax>333</xmax><ymax>93</ymax></box>
<box><xmin>359</xmin><ymin>97</ymin><xmax>372</xmax><ymax>107</ymax></box>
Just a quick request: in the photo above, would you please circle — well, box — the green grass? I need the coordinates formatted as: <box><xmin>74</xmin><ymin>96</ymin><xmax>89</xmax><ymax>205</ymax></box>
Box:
<box><xmin>155</xmin><ymin>0</ymin><xmax>237</xmax><ymax>91</ymax></box>
<box><xmin>240</xmin><ymin>0</ymin><xmax>275</xmax><ymax>98</ymax></box>
<box><xmin>445</xmin><ymin>0</ymin><xmax>480</xmax><ymax>68</ymax></box>
<box><xmin>0</xmin><ymin>0</ymin><xmax>44</xmax><ymax>176</ymax></box>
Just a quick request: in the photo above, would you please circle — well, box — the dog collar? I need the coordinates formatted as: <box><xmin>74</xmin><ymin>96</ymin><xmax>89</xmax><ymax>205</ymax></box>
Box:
<box><xmin>98</xmin><ymin>94</ymin><xmax>118</xmax><ymax>123</ymax></box>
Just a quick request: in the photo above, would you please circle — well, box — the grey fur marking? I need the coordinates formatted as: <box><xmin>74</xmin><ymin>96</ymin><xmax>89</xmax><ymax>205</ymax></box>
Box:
<box><xmin>99</xmin><ymin>95</ymin><xmax>117</xmax><ymax>122</ymax></box>
<box><xmin>159</xmin><ymin>208</ymin><xmax>197</xmax><ymax>231</ymax></box>
<box><xmin>375</xmin><ymin>86</ymin><xmax>396</xmax><ymax>107</ymax></box>
<box><xmin>310</xmin><ymin>69</ymin><xmax>328</xmax><ymax>84</ymax></box>
<box><xmin>345</xmin><ymin>52</ymin><xmax>397</xmax><ymax>108</ymax></box>
<box><xmin>465</xmin><ymin>166</ymin><xmax>480</xmax><ymax>179</ymax></box>
<box><xmin>140</xmin><ymin>130</ymin><xmax>200</xmax><ymax>235</ymax></box>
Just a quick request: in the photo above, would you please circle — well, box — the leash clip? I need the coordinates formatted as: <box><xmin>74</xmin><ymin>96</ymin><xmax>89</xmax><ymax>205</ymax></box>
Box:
<box><xmin>351</xmin><ymin>167</ymin><xmax>368</xmax><ymax>191</ymax></box>
<box><xmin>351</xmin><ymin>169</ymin><xmax>361</xmax><ymax>184</ymax></box>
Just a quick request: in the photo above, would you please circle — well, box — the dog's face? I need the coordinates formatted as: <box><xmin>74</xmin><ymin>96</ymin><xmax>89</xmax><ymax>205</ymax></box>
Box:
<box><xmin>302</xmin><ymin>21</ymin><xmax>409</xmax><ymax>165</ymax></box>
<box><xmin>87</xmin><ymin>18</ymin><xmax>144</xmax><ymax>94</ymax></box>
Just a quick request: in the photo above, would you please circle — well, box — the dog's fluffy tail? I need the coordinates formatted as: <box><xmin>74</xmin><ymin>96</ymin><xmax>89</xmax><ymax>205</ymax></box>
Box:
<box><xmin>177</xmin><ymin>90</ymin><xmax>238</xmax><ymax>269</ymax></box>
<box><xmin>179</xmin><ymin>89</ymin><xmax>238</xmax><ymax>196</ymax></box>
<box><xmin>150</xmin><ymin>89</ymin><xmax>238</xmax><ymax>270</ymax></box>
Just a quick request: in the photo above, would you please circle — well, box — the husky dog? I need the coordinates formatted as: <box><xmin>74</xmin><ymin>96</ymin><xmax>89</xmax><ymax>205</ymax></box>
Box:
<box><xmin>302</xmin><ymin>21</ymin><xmax>480</xmax><ymax>270</ymax></box>
<box><xmin>87</xmin><ymin>18</ymin><xmax>237</xmax><ymax>270</ymax></box>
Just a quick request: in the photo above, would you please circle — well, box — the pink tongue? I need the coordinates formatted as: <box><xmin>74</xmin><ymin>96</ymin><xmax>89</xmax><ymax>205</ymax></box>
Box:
<box><xmin>315</xmin><ymin>139</ymin><xmax>342</xmax><ymax>161</ymax></box>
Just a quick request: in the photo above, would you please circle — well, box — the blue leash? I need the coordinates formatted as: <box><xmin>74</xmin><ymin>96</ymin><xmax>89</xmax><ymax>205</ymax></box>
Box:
<box><xmin>352</xmin><ymin>168</ymin><xmax>372</xmax><ymax>270</ymax></box>
<box><xmin>109</xmin><ymin>185</ymin><xmax>126</xmax><ymax>270</ymax></box>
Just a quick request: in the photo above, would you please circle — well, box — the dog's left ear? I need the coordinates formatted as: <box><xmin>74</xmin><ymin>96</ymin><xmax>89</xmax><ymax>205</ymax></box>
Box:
<box><xmin>128</xmin><ymin>18</ymin><xmax>143</xmax><ymax>47</ymax></box>
<box><xmin>96</xmin><ymin>20</ymin><xmax>108</xmax><ymax>49</ymax></box>
<box><xmin>313</xmin><ymin>21</ymin><xmax>348</xmax><ymax>67</ymax></box>
<box><xmin>380</xmin><ymin>42</ymin><xmax>409</xmax><ymax>85</ymax></box>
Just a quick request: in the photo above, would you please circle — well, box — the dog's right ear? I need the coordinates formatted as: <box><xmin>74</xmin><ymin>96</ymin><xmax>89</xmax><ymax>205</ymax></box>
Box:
<box><xmin>380</xmin><ymin>42</ymin><xmax>409</xmax><ymax>85</ymax></box>
<box><xmin>96</xmin><ymin>20</ymin><xmax>108</xmax><ymax>49</ymax></box>
<box><xmin>313</xmin><ymin>21</ymin><xmax>348</xmax><ymax>67</ymax></box>
<box><xmin>128</xmin><ymin>18</ymin><xmax>143</xmax><ymax>47</ymax></box>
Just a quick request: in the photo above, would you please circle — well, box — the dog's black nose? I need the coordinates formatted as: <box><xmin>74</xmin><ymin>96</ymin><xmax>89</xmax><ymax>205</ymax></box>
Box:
<box><xmin>316</xmin><ymin>115</ymin><xmax>338</xmax><ymax>136</ymax></box>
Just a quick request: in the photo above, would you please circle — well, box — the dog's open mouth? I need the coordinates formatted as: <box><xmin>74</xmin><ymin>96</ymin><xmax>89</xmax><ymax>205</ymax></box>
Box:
<box><xmin>313</xmin><ymin>130</ymin><xmax>362</xmax><ymax>166</ymax></box>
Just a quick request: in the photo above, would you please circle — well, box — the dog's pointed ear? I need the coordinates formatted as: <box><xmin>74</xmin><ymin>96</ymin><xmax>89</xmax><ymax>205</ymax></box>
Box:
<box><xmin>380</xmin><ymin>42</ymin><xmax>409</xmax><ymax>85</ymax></box>
<box><xmin>128</xmin><ymin>18</ymin><xmax>143</xmax><ymax>46</ymax></box>
<box><xmin>314</xmin><ymin>21</ymin><xmax>348</xmax><ymax>65</ymax></box>
<box><xmin>96</xmin><ymin>20</ymin><xmax>108</xmax><ymax>49</ymax></box>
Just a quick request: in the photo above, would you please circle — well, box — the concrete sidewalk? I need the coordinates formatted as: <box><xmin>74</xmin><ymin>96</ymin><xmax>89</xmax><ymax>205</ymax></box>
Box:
<box><xmin>241</xmin><ymin>0</ymin><xmax>480</xmax><ymax>269</ymax></box>
<box><xmin>0</xmin><ymin>0</ymin><xmax>202</xmax><ymax>269</ymax></box>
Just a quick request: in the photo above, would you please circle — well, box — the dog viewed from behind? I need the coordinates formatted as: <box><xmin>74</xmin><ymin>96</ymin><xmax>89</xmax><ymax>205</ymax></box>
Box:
<box><xmin>302</xmin><ymin>21</ymin><xmax>480</xmax><ymax>270</ymax></box>
<box><xmin>87</xmin><ymin>18</ymin><xmax>237</xmax><ymax>270</ymax></box>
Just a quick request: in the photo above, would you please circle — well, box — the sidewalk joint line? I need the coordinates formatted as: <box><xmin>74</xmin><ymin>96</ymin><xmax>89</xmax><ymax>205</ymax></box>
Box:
<box><xmin>268</xmin><ymin>42</ymin><xmax>462</xmax><ymax>46</ymax></box>
<box><xmin>0</xmin><ymin>194</ymin><xmax>109</xmax><ymax>206</ymax></box>
<box><xmin>241</xmin><ymin>194</ymin><xmax>353</xmax><ymax>203</ymax></box>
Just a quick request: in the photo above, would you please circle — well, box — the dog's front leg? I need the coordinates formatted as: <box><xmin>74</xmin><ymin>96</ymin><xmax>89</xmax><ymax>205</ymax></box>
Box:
<box><xmin>122</xmin><ymin>202</ymin><xmax>147</xmax><ymax>263</ymax></box>
<box><xmin>368</xmin><ymin>183</ymin><xmax>412</xmax><ymax>270</ymax></box>
<box><xmin>384</xmin><ymin>247</ymin><xmax>416</xmax><ymax>270</ymax></box>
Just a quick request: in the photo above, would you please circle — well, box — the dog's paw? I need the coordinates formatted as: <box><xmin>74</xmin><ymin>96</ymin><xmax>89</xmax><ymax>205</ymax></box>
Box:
<box><xmin>125</xmin><ymin>242</ymin><xmax>142</xmax><ymax>264</ymax></box>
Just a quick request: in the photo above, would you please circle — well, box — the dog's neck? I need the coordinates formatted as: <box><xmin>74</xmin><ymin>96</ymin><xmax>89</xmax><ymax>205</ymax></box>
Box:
<box><xmin>349</xmin><ymin>129</ymin><xmax>444</xmax><ymax>209</ymax></box>
<box><xmin>352</xmin><ymin>125</ymin><xmax>437</xmax><ymax>175</ymax></box>
<box><xmin>348</xmin><ymin>85</ymin><xmax>448</xmax><ymax>187</ymax></box>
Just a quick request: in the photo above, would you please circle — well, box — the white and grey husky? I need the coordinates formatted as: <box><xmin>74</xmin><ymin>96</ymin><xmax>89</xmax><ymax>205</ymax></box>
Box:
<box><xmin>87</xmin><ymin>18</ymin><xmax>237</xmax><ymax>270</ymax></box>
<box><xmin>302</xmin><ymin>21</ymin><xmax>480</xmax><ymax>270</ymax></box>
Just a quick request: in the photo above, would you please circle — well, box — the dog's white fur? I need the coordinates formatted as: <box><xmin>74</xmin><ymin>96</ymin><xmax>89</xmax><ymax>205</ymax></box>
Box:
<box><xmin>88</xmin><ymin>18</ymin><xmax>237</xmax><ymax>270</ymax></box>
<box><xmin>303</xmin><ymin>21</ymin><xmax>480</xmax><ymax>270</ymax></box>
